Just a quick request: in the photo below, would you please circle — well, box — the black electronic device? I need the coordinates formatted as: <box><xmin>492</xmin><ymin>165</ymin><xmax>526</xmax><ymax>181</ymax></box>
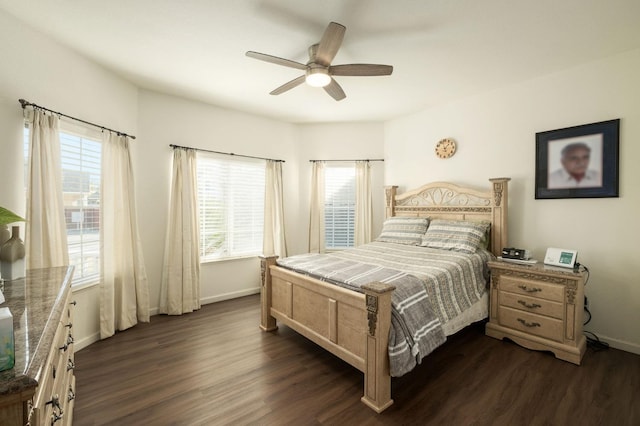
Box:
<box><xmin>502</xmin><ymin>247</ymin><xmax>531</xmax><ymax>260</ymax></box>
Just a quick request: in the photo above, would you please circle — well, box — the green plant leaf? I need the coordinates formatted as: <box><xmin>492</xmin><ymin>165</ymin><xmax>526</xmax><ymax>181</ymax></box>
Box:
<box><xmin>0</xmin><ymin>207</ymin><xmax>25</xmax><ymax>226</ymax></box>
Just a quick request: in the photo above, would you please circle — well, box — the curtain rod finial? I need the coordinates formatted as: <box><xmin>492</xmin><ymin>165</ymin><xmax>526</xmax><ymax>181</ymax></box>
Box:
<box><xmin>18</xmin><ymin>99</ymin><xmax>28</xmax><ymax>109</ymax></box>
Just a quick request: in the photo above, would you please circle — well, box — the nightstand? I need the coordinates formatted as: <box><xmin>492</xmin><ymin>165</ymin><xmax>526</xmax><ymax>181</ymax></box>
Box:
<box><xmin>485</xmin><ymin>260</ymin><xmax>587</xmax><ymax>364</ymax></box>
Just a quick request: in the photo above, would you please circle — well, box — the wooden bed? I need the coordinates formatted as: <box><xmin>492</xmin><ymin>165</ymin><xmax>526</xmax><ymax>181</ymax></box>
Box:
<box><xmin>259</xmin><ymin>177</ymin><xmax>510</xmax><ymax>412</ymax></box>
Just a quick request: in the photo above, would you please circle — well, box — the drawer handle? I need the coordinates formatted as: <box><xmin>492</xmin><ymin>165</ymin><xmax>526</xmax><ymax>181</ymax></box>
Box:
<box><xmin>517</xmin><ymin>318</ymin><xmax>541</xmax><ymax>328</ymax></box>
<box><xmin>59</xmin><ymin>343</ymin><xmax>68</xmax><ymax>352</ymax></box>
<box><xmin>517</xmin><ymin>300</ymin><xmax>542</xmax><ymax>309</ymax></box>
<box><xmin>70</xmin><ymin>300</ymin><xmax>77</xmax><ymax>306</ymax></box>
<box><xmin>51</xmin><ymin>409</ymin><xmax>64</xmax><ymax>424</ymax></box>
<box><xmin>68</xmin><ymin>386</ymin><xmax>76</xmax><ymax>402</ymax></box>
<box><xmin>67</xmin><ymin>358</ymin><xmax>75</xmax><ymax>371</ymax></box>
<box><xmin>46</xmin><ymin>395</ymin><xmax>62</xmax><ymax>410</ymax></box>
<box><xmin>65</xmin><ymin>322</ymin><xmax>73</xmax><ymax>329</ymax></box>
<box><xmin>518</xmin><ymin>285</ymin><xmax>542</xmax><ymax>293</ymax></box>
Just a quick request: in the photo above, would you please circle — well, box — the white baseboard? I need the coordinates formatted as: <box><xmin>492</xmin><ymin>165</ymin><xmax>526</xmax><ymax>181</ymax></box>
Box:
<box><xmin>590</xmin><ymin>332</ymin><xmax>640</xmax><ymax>355</ymax></box>
<box><xmin>200</xmin><ymin>287</ymin><xmax>260</xmax><ymax>305</ymax></box>
<box><xmin>75</xmin><ymin>332</ymin><xmax>101</xmax><ymax>352</ymax></box>
<box><xmin>148</xmin><ymin>287</ymin><xmax>260</xmax><ymax>317</ymax></box>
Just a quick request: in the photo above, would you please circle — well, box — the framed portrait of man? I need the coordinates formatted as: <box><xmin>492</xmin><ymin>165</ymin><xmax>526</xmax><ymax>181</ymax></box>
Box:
<box><xmin>535</xmin><ymin>119</ymin><xmax>620</xmax><ymax>199</ymax></box>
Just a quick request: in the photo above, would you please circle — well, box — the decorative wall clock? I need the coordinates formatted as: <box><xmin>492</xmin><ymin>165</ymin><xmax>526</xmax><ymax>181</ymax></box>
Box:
<box><xmin>435</xmin><ymin>138</ymin><xmax>457</xmax><ymax>159</ymax></box>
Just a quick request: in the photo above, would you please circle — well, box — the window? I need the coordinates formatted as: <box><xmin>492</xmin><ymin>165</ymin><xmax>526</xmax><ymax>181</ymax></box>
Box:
<box><xmin>197</xmin><ymin>155</ymin><xmax>265</xmax><ymax>261</ymax></box>
<box><xmin>324</xmin><ymin>165</ymin><xmax>356</xmax><ymax>250</ymax></box>
<box><xmin>24</xmin><ymin>127</ymin><xmax>102</xmax><ymax>286</ymax></box>
<box><xmin>61</xmin><ymin>133</ymin><xmax>101</xmax><ymax>285</ymax></box>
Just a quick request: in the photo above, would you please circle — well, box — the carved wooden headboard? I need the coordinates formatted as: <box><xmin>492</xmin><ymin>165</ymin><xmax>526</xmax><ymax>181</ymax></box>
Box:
<box><xmin>384</xmin><ymin>178</ymin><xmax>510</xmax><ymax>257</ymax></box>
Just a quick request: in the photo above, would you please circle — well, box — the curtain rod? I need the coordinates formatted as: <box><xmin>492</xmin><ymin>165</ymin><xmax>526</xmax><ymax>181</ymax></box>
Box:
<box><xmin>18</xmin><ymin>98</ymin><xmax>136</xmax><ymax>140</ymax></box>
<box><xmin>169</xmin><ymin>144</ymin><xmax>284</xmax><ymax>163</ymax></box>
<box><xmin>309</xmin><ymin>159</ymin><xmax>384</xmax><ymax>162</ymax></box>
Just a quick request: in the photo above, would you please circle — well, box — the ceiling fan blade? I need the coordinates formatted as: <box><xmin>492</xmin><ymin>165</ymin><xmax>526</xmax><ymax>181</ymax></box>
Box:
<box><xmin>270</xmin><ymin>75</ymin><xmax>306</xmax><ymax>95</ymax></box>
<box><xmin>323</xmin><ymin>78</ymin><xmax>346</xmax><ymax>101</ymax></box>
<box><xmin>329</xmin><ymin>64</ymin><xmax>393</xmax><ymax>76</ymax></box>
<box><xmin>246</xmin><ymin>51</ymin><xmax>307</xmax><ymax>71</ymax></box>
<box><xmin>315</xmin><ymin>22</ymin><xmax>346</xmax><ymax>66</ymax></box>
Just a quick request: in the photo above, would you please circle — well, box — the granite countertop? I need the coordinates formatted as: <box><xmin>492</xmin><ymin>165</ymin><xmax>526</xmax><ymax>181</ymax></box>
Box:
<box><xmin>0</xmin><ymin>266</ymin><xmax>74</xmax><ymax>396</ymax></box>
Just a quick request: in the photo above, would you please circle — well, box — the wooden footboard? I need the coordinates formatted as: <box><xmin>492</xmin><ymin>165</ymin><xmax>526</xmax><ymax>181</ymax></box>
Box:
<box><xmin>260</xmin><ymin>255</ymin><xmax>395</xmax><ymax>413</ymax></box>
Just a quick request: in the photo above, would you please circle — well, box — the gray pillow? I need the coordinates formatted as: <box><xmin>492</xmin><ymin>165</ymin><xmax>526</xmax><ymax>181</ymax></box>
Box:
<box><xmin>420</xmin><ymin>219</ymin><xmax>490</xmax><ymax>254</ymax></box>
<box><xmin>376</xmin><ymin>217</ymin><xmax>429</xmax><ymax>246</ymax></box>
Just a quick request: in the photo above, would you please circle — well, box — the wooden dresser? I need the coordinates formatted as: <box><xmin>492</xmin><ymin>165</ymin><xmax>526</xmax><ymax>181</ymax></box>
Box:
<box><xmin>485</xmin><ymin>260</ymin><xmax>586</xmax><ymax>364</ymax></box>
<box><xmin>0</xmin><ymin>266</ymin><xmax>76</xmax><ymax>425</ymax></box>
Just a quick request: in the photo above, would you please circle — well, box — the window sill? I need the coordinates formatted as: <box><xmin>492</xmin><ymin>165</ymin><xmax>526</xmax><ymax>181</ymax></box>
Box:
<box><xmin>200</xmin><ymin>254</ymin><xmax>261</xmax><ymax>265</ymax></box>
<box><xmin>72</xmin><ymin>280</ymin><xmax>100</xmax><ymax>292</ymax></box>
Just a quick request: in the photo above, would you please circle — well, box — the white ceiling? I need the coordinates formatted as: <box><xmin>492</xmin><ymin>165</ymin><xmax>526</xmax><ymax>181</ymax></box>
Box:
<box><xmin>2</xmin><ymin>0</ymin><xmax>640</xmax><ymax>123</ymax></box>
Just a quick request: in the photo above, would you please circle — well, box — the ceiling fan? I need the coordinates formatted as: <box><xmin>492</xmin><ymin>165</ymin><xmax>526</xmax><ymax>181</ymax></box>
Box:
<box><xmin>246</xmin><ymin>22</ymin><xmax>393</xmax><ymax>101</ymax></box>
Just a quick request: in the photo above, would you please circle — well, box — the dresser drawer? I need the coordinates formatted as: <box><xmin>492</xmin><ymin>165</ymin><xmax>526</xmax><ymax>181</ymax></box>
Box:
<box><xmin>33</xmin><ymin>318</ymin><xmax>66</xmax><ymax>408</ymax></box>
<box><xmin>500</xmin><ymin>275</ymin><xmax>564</xmax><ymax>302</ymax></box>
<box><xmin>30</xmin><ymin>292</ymin><xmax>76</xmax><ymax>426</ymax></box>
<box><xmin>499</xmin><ymin>291</ymin><xmax>564</xmax><ymax>319</ymax></box>
<box><xmin>498</xmin><ymin>306</ymin><xmax>563</xmax><ymax>342</ymax></box>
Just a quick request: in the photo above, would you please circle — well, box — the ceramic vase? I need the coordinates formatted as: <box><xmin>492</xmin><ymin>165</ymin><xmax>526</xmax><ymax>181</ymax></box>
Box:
<box><xmin>0</xmin><ymin>226</ymin><xmax>26</xmax><ymax>280</ymax></box>
<box><xmin>0</xmin><ymin>225</ymin><xmax>10</xmax><ymax>247</ymax></box>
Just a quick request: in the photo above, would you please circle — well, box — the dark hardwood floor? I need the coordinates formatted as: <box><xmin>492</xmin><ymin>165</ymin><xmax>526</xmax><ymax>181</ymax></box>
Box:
<box><xmin>74</xmin><ymin>295</ymin><xmax>639</xmax><ymax>426</ymax></box>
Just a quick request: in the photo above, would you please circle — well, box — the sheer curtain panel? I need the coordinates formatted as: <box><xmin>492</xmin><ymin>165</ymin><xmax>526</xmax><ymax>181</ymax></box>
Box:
<box><xmin>308</xmin><ymin>161</ymin><xmax>325</xmax><ymax>253</ymax></box>
<box><xmin>355</xmin><ymin>160</ymin><xmax>372</xmax><ymax>246</ymax></box>
<box><xmin>263</xmin><ymin>160</ymin><xmax>287</xmax><ymax>257</ymax></box>
<box><xmin>100</xmin><ymin>133</ymin><xmax>150</xmax><ymax>339</ymax></box>
<box><xmin>26</xmin><ymin>110</ymin><xmax>69</xmax><ymax>268</ymax></box>
<box><xmin>160</xmin><ymin>147</ymin><xmax>201</xmax><ymax>315</ymax></box>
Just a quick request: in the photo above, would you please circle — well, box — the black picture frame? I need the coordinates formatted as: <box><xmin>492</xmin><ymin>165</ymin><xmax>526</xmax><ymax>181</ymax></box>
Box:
<box><xmin>535</xmin><ymin>119</ymin><xmax>620</xmax><ymax>199</ymax></box>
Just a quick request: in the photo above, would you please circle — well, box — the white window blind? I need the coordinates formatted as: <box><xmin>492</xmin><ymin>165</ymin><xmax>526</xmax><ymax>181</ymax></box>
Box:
<box><xmin>324</xmin><ymin>165</ymin><xmax>356</xmax><ymax>250</ymax></box>
<box><xmin>23</xmin><ymin>128</ymin><xmax>102</xmax><ymax>286</ymax></box>
<box><xmin>197</xmin><ymin>155</ymin><xmax>265</xmax><ymax>261</ymax></box>
<box><xmin>60</xmin><ymin>133</ymin><xmax>101</xmax><ymax>285</ymax></box>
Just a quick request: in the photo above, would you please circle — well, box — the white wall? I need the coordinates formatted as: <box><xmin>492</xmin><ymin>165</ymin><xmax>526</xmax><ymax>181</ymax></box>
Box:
<box><xmin>0</xmin><ymin>8</ymin><xmax>139</xmax><ymax>350</ymax></box>
<box><xmin>385</xmin><ymin>49</ymin><xmax>640</xmax><ymax>354</ymax></box>
<box><xmin>137</xmin><ymin>90</ymin><xmax>300</xmax><ymax>310</ymax></box>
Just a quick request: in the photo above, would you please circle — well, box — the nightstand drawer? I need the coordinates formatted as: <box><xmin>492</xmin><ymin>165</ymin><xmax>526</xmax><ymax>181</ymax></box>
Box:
<box><xmin>499</xmin><ymin>306</ymin><xmax>563</xmax><ymax>342</ymax></box>
<box><xmin>499</xmin><ymin>291</ymin><xmax>564</xmax><ymax>319</ymax></box>
<box><xmin>501</xmin><ymin>276</ymin><xmax>564</xmax><ymax>302</ymax></box>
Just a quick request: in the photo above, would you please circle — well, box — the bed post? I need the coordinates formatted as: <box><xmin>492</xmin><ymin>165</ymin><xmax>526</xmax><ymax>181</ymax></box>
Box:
<box><xmin>489</xmin><ymin>178</ymin><xmax>510</xmax><ymax>256</ymax></box>
<box><xmin>259</xmin><ymin>255</ymin><xmax>278</xmax><ymax>332</ymax></box>
<box><xmin>360</xmin><ymin>282</ymin><xmax>396</xmax><ymax>413</ymax></box>
<box><xmin>384</xmin><ymin>186</ymin><xmax>398</xmax><ymax>219</ymax></box>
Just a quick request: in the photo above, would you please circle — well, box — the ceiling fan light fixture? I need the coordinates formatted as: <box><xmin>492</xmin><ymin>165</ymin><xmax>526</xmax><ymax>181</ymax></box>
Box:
<box><xmin>305</xmin><ymin>67</ymin><xmax>331</xmax><ymax>87</ymax></box>
<box><xmin>247</xmin><ymin>22</ymin><xmax>391</xmax><ymax>100</ymax></box>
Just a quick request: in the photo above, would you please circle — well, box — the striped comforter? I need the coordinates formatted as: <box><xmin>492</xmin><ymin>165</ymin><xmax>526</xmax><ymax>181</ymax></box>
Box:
<box><xmin>276</xmin><ymin>241</ymin><xmax>493</xmax><ymax>377</ymax></box>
